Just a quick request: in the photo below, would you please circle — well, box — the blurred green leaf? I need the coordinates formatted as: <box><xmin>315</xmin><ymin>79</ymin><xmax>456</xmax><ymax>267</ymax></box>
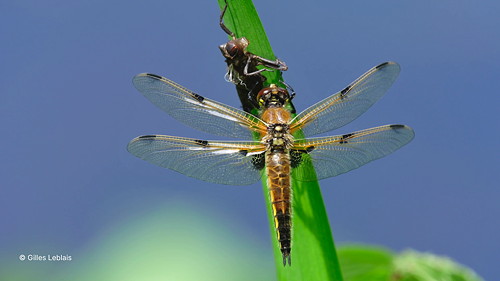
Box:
<box><xmin>392</xmin><ymin>250</ymin><xmax>484</xmax><ymax>281</ymax></box>
<box><xmin>337</xmin><ymin>245</ymin><xmax>394</xmax><ymax>281</ymax></box>
<box><xmin>337</xmin><ymin>245</ymin><xmax>485</xmax><ymax>281</ymax></box>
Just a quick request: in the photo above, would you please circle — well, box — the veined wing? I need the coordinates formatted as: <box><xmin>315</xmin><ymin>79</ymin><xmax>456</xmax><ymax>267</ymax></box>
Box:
<box><xmin>133</xmin><ymin>73</ymin><xmax>267</xmax><ymax>139</ymax></box>
<box><xmin>291</xmin><ymin>124</ymin><xmax>414</xmax><ymax>181</ymax></box>
<box><xmin>289</xmin><ymin>62</ymin><xmax>401</xmax><ymax>136</ymax></box>
<box><xmin>127</xmin><ymin>135</ymin><xmax>265</xmax><ymax>185</ymax></box>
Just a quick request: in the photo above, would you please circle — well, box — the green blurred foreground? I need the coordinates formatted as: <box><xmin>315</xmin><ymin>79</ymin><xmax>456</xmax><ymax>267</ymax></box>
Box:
<box><xmin>1</xmin><ymin>202</ymin><xmax>274</xmax><ymax>281</ymax></box>
<box><xmin>1</xmin><ymin>202</ymin><xmax>483</xmax><ymax>281</ymax></box>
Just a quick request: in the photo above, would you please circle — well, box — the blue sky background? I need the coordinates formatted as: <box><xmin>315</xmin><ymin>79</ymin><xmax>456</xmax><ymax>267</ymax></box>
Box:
<box><xmin>1</xmin><ymin>0</ymin><xmax>499</xmax><ymax>280</ymax></box>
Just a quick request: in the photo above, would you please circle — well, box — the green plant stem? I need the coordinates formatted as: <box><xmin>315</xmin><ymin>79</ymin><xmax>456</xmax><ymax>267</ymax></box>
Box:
<box><xmin>216</xmin><ymin>1</ymin><xmax>343</xmax><ymax>280</ymax></box>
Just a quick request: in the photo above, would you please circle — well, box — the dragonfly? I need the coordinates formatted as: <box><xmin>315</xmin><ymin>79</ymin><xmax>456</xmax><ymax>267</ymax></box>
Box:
<box><xmin>219</xmin><ymin>0</ymin><xmax>288</xmax><ymax>84</ymax></box>
<box><xmin>127</xmin><ymin>61</ymin><xmax>414</xmax><ymax>266</ymax></box>
<box><xmin>219</xmin><ymin>0</ymin><xmax>288</xmax><ymax>112</ymax></box>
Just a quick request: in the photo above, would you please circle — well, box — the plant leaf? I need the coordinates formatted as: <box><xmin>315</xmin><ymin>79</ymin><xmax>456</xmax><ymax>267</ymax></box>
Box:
<box><xmin>337</xmin><ymin>245</ymin><xmax>394</xmax><ymax>281</ymax></box>
<box><xmin>392</xmin><ymin>249</ymin><xmax>485</xmax><ymax>281</ymax></box>
<box><xmin>217</xmin><ymin>1</ymin><xmax>343</xmax><ymax>280</ymax></box>
<box><xmin>337</xmin><ymin>245</ymin><xmax>485</xmax><ymax>281</ymax></box>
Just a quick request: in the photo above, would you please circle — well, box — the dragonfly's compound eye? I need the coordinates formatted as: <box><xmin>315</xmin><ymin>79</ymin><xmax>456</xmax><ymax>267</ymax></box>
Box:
<box><xmin>257</xmin><ymin>88</ymin><xmax>272</xmax><ymax>105</ymax></box>
<box><xmin>257</xmin><ymin>85</ymin><xmax>291</xmax><ymax>107</ymax></box>
<box><xmin>279</xmin><ymin>91</ymin><xmax>289</xmax><ymax>102</ymax></box>
<box><xmin>223</xmin><ymin>41</ymin><xmax>240</xmax><ymax>58</ymax></box>
<box><xmin>223</xmin><ymin>38</ymin><xmax>249</xmax><ymax>58</ymax></box>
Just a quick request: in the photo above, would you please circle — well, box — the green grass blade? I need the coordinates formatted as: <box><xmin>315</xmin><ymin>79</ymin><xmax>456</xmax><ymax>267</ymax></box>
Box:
<box><xmin>216</xmin><ymin>1</ymin><xmax>343</xmax><ymax>280</ymax></box>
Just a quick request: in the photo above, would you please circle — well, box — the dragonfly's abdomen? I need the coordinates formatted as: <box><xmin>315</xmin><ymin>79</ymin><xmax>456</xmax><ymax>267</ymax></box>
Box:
<box><xmin>266</xmin><ymin>151</ymin><xmax>292</xmax><ymax>266</ymax></box>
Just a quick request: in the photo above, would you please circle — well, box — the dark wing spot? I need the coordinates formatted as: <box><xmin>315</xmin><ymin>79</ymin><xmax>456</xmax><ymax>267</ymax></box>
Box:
<box><xmin>251</xmin><ymin>153</ymin><xmax>265</xmax><ymax>170</ymax></box>
<box><xmin>375</xmin><ymin>62</ymin><xmax>390</xmax><ymax>69</ymax></box>
<box><xmin>340</xmin><ymin>85</ymin><xmax>351</xmax><ymax>99</ymax></box>
<box><xmin>192</xmin><ymin>93</ymin><xmax>205</xmax><ymax>103</ymax></box>
<box><xmin>340</xmin><ymin>133</ymin><xmax>354</xmax><ymax>144</ymax></box>
<box><xmin>390</xmin><ymin>124</ymin><xmax>405</xmax><ymax>129</ymax></box>
<box><xmin>138</xmin><ymin>135</ymin><xmax>158</xmax><ymax>139</ymax></box>
<box><xmin>239</xmin><ymin>150</ymin><xmax>248</xmax><ymax>156</ymax></box>
<box><xmin>194</xmin><ymin>139</ymin><xmax>209</xmax><ymax>146</ymax></box>
<box><xmin>306</xmin><ymin>146</ymin><xmax>315</xmax><ymax>153</ymax></box>
<box><xmin>290</xmin><ymin>149</ymin><xmax>309</xmax><ymax>168</ymax></box>
<box><xmin>146</xmin><ymin>73</ymin><xmax>163</xmax><ymax>79</ymax></box>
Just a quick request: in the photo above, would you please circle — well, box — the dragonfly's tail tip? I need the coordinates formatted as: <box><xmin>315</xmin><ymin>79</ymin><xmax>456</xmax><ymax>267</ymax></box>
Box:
<box><xmin>282</xmin><ymin>254</ymin><xmax>291</xmax><ymax>266</ymax></box>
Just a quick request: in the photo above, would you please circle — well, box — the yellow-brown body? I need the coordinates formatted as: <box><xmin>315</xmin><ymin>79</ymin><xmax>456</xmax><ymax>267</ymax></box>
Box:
<box><xmin>260</xmin><ymin>106</ymin><xmax>294</xmax><ymax>265</ymax></box>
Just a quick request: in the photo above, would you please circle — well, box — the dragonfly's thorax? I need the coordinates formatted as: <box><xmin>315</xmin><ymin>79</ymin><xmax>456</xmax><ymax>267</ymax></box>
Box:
<box><xmin>259</xmin><ymin>89</ymin><xmax>294</xmax><ymax>153</ymax></box>
<box><xmin>261</xmin><ymin>107</ymin><xmax>292</xmax><ymax>126</ymax></box>
<box><xmin>262</xmin><ymin>124</ymin><xmax>294</xmax><ymax>152</ymax></box>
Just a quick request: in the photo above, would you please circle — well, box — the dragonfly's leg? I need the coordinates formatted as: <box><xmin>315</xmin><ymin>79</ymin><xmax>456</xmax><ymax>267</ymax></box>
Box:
<box><xmin>254</xmin><ymin>55</ymin><xmax>288</xmax><ymax>71</ymax></box>
<box><xmin>281</xmin><ymin>80</ymin><xmax>296</xmax><ymax>100</ymax></box>
<box><xmin>244</xmin><ymin>56</ymin><xmax>269</xmax><ymax>76</ymax></box>
<box><xmin>219</xmin><ymin>0</ymin><xmax>235</xmax><ymax>39</ymax></box>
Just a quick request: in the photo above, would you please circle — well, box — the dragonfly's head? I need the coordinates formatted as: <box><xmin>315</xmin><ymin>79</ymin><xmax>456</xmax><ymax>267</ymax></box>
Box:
<box><xmin>257</xmin><ymin>84</ymin><xmax>291</xmax><ymax>108</ymax></box>
<box><xmin>219</xmin><ymin>37</ymin><xmax>249</xmax><ymax>59</ymax></box>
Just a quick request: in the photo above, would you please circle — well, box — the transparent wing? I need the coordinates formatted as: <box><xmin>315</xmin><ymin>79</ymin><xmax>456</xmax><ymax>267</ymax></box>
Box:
<box><xmin>289</xmin><ymin>62</ymin><xmax>401</xmax><ymax>136</ymax></box>
<box><xmin>133</xmin><ymin>73</ymin><xmax>267</xmax><ymax>139</ymax></box>
<box><xmin>127</xmin><ymin>135</ymin><xmax>266</xmax><ymax>185</ymax></box>
<box><xmin>291</xmin><ymin>124</ymin><xmax>414</xmax><ymax>181</ymax></box>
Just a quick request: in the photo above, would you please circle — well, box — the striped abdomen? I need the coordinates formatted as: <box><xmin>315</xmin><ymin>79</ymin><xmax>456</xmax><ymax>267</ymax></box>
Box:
<box><xmin>266</xmin><ymin>151</ymin><xmax>292</xmax><ymax>266</ymax></box>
